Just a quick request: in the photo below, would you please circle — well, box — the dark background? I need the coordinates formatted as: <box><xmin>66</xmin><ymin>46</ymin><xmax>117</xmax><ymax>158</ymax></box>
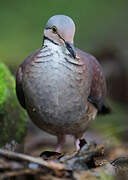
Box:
<box><xmin>0</xmin><ymin>0</ymin><xmax>127</xmax><ymax>151</ymax></box>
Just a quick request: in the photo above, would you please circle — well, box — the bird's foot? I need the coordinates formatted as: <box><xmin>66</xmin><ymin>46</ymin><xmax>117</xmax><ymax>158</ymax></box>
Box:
<box><xmin>74</xmin><ymin>138</ymin><xmax>87</xmax><ymax>151</ymax></box>
<box><xmin>55</xmin><ymin>135</ymin><xmax>66</xmax><ymax>153</ymax></box>
<box><xmin>74</xmin><ymin>139</ymin><xmax>80</xmax><ymax>151</ymax></box>
<box><xmin>55</xmin><ymin>145</ymin><xmax>62</xmax><ymax>153</ymax></box>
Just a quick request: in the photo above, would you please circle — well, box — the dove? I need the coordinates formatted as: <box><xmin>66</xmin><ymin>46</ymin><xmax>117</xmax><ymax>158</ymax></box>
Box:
<box><xmin>16</xmin><ymin>15</ymin><xmax>109</xmax><ymax>152</ymax></box>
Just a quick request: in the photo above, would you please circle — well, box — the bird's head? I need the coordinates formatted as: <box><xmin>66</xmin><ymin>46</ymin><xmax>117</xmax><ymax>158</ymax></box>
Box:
<box><xmin>43</xmin><ymin>15</ymin><xmax>76</xmax><ymax>58</ymax></box>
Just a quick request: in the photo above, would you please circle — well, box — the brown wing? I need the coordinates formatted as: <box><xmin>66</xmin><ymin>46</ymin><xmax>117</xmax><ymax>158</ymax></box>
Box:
<box><xmin>88</xmin><ymin>54</ymin><xmax>110</xmax><ymax>114</ymax></box>
<box><xmin>76</xmin><ymin>48</ymin><xmax>110</xmax><ymax>114</ymax></box>
<box><xmin>16</xmin><ymin>49</ymin><xmax>40</xmax><ymax>109</ymax></box>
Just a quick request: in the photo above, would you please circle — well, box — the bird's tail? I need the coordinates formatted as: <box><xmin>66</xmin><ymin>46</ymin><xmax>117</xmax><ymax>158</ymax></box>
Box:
<box><xmin>98</xmin><ymin>102</ymin><xmax>111</xmax><ymax>115</ymax></box>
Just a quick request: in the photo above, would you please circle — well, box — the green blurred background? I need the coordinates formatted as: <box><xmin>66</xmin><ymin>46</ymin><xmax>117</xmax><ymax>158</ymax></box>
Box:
<box><xmin>0</xmin><ymin>0</ymin><xmax>128</xmax><ymax>145</ymax></box>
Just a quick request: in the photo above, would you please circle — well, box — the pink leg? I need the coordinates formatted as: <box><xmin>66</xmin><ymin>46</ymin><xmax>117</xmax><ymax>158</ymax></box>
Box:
<box><xmin>74</xmin><ymin>138</ymin><xmax>80</xmax><ymax>151</ymax></box>
<box><xmin>55</xmin><ymin>135</ymin><xmax>66</xmax><ymax>152</ymax></box>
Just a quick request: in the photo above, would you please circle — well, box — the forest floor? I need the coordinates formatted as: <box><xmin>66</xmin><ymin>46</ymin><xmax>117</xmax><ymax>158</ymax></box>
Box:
<box><xmin>0</xmin><ymin>127</ymin><xmax>128</xmax><ymax>180</ymax></box>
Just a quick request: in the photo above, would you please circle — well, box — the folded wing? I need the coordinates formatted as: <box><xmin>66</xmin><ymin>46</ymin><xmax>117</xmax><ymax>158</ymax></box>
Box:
<box><xmin>76</xmin><ymin>48</ymin><xmax>110</xmax><ymax>114</ymax></box>
<box><xmin>16</xmin><ymin>49</ymin><xmax>40</xmax><ymax>109</ymax></box>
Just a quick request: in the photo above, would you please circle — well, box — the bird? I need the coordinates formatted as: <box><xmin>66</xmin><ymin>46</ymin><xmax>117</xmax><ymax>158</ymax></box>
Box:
<box><xmin>16</xmin><ymin>15</ymin><xmax>110</xmax><ymax>152</ymax></box>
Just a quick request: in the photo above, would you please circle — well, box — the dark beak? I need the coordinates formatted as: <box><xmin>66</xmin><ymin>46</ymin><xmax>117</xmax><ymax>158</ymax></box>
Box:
<box><xmin>64</xmin><ymin>41</ymin><xmax>76</xmax><ymax>59</ymax></box>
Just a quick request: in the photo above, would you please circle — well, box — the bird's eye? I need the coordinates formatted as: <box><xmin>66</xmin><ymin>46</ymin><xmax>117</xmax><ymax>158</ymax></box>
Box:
<box><xmin>52</xmin><ymin>26</ymin><xmax>57</xmax><ymax>33</ymax></box>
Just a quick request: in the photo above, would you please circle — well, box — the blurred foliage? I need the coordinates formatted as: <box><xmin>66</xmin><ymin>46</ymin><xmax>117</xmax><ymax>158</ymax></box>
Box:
<box><xmin>0</xmin><ymin>0</ymin><xmax>127</xmax><ymax>71</ymax></box>
<box><xmin>92</xmin><ymin>100</ymin><xmax>127</xmax><ymax>145</ymax></box>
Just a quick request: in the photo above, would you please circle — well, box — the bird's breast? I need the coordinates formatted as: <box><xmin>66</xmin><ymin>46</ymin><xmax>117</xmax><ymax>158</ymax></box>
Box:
<box><xmin>23</xmin><ymin>45</ymin><xmax>91</xmax><ymax>125</ymax></box>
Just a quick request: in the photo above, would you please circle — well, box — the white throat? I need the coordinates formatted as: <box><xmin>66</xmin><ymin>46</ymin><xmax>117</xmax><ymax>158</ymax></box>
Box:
<box><xmin>36</xmin><ymin>39</ymin><xmax>69</xmax><ymax>62</ymax></box>
<box><xmin>43</xmin><ymin>39</ymin><xmax>67</xmax><ymax>53</ymax></box>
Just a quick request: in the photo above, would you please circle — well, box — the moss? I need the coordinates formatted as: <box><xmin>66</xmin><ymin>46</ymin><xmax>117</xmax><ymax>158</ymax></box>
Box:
<box><xmin>0</xmin><ymin>60</ymin><xmax>28</xmax><ymax>146</ymax></box>
<box><xmin>0</xmin><ymin>63</ymin><xmax>9</xmax><ymax>111</ymax></box>
<box><xmin>98</xmin><ymin>170</ymin><xmax>114</xmax><ymax>180</ymax></box>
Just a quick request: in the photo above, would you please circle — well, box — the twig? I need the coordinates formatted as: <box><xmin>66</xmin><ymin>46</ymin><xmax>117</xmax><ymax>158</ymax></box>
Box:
<box><xmin>0</xmin><ymin>168</ymin><xmax>41</xmax><ymax>179</ymax></box>
<box><xmin>0</xmin><ymin>149</ymin><xmax>64</xmax><ymax>170</ymax></box>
